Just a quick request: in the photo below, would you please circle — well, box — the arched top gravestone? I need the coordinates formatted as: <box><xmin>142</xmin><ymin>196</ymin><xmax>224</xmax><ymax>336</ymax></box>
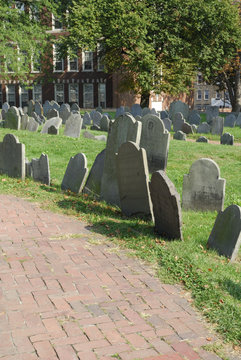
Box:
<box><xmin>182</xmin><ymin>158</ymin><xmax>225</xmax><ymax>212</ymax></box>
<box><xmin>61</xmin><ymin>153</ymin><xmax>88</xmax><ymax>194</ymax></box>
<box><xmin>169</xmin><ymin>100</ymin><xmax>189</xmax><ymax>121</ymax></box>
<box><xmin>64</xmin><ymin>113</ymin><xmax>83</xmax><ymax>138</ymax></box>
<box><xmin>5</xmin><ymin>106</ymin><xmax>21</xmax><ymax>130</ymax></box>
<box><xmin>41</xmin><ymin>117</ymin><xmax>62</xmax><ymax>134</ymax></box>
<box><xmin>0</xmin><ymin>134</ymin><xmax>25</xmax><ymax>179</ymax></box>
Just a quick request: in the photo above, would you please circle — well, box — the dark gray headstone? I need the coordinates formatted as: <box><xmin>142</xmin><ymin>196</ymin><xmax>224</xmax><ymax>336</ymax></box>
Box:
<box><xmin>142</xmin><ymin>107</ymin><xmax>151</xmax><ymax>117</ymax></box>
<box><xmin>43</xmin><ymin>100</ymin><xmax>51</xmax><ymax>116</ymax></box>
<box><xmin>196</xmin><ymin>136</ymin><xmax>208</xmax><ymax>143</ymax></box>
<box><xmin>71</xmin><ymin>103</ymin><xmax>80</xmax><ymax>112</ymax></box>
<box><xmin>211</xmin><ymin>116</ymin><xmax>224</xmax><ymax>135</ymax></box>
<box><xmin>96</xmin><ymin>106</ymin><xmax>102</xmax><ymax>114</ymax></box>
<box><xmin>182</xmin><ymin>122</ymin><xmax>193</xmax><ymax>134</ymax></box>
<box><xmin>115</xmin><ymin>106</ymin><xmax>126</xmax><ymax>119</ymax></box>
<box><xmin>116</xmin><ymin>141</ymin><xmax>153</xmax><ymax>219</ymax></box>
<box><xmin>224</xmin><ymin>114</ymin><xmax>236</xmax><ymax>128</ymax></box>
<box><xmin>162</xmin><ymin>118</ymin><xmax>172</xmax><ymax>132</ymax></box>
<box><xmin>188</xmin><ymin>110</ymin><xmax>201</xmax><ymax>125</ymax></box>
<box><xmin>47</xmin><ymin>108</ymin><xmax>59</xmax><ymax>120</ymax></box>
<box><xmin>28</xmin><ymin>100</ymin><xmax>35</xmax><ymax>116</ymax></box>
<box><xmin>0</xmin><ymin>134</ymin><xmax>25</xmax><ymax>179</ymax></box>
<box><xmin>50</xmin><ymin>100</ymin><xmax>60</xmax><ymax>111</ymax></box>
<box><xmin>173</xmin><ymin>112</ymin><xmax>185</xmax><ymax>132</ymax></box>
<box><xmin>5</xmin><ymin>106</ymin><xmax>21</xmax><ymax>130</ymax></box>
<box><xmin>83</xmin><ymin>112</ymin><xmax>91</xmax><ymax>126</ymax></box>
<box><xmin>83</xmin><ymin>149</ymin><xmax>105</xmax><ymax>197</ymax></box>
<box><xmin>2</xmin><ymin>102</ymin><xmax>10</xmax><ymax>113</ymax></box>
<box><xmin>169</xmin><ymin>101</ymin><xmax>189</xmax><ymax>121</ymax></box>
<box><xmin>32</xmin><ymin>112</ymin><xmax>41</xmax><ymax>124</ymax></box>
<box><xmin>91</xmin><ymin>110</ymin><xmax>102</xmax><ymax>126</ymax></box>
<box><xmin>206</xmin><ymin>106</ymin><xmax>219</xmax><ymax>124</ymax></box>
<box><xmin>61</xmin><ymin>153</ymin><xmax>88</xmax><ymax>194</ymax></box>
<box><xmin>197</xmin><ymin>122</ymin><xmax>210</xmax><ymax>134</ymax></box>
<box><xmin>220</xmin><ymin>132</ymin><xmax>234</xmax><ymax>145</ymax></box>
<box><xmin>35</xmin><ymin>101</ymin><xmax>43</xmax><ymax>117</ymax></box>
<box><xmin>236</xmin><ymin>112</ymin><xmax>241</xmax><ymax>126</ymax></box>
<box><xmin>31</xmin><ymin>153</ymin><xmax>50</xmax><ymax>185</ymax></box>
<box><xmin>131</xmin><ymin>104</ymin><xmax>142</xmax><ymax>117</ymax></box>
<box><xmin>100</xmin><ymin>115</ymin><xmax>110</xmax><ymax>132</ymax></box>
<box><xmin>207</xmin><ymin>205</ymin><xmax>241</xmax><ymax>262</ymax></box>
<box><xmin>173</xmin><ymin>131</ymin><xmax>186</xmax><ymax>141</ymax></box>
<box><xmin>150</xmin><ymin>171</ymin><xmax>183</xmax><ymax>240</ymax></box>
<box><xmin>48</xmin><ymin>125</ymin><xmax>59</xmax><ymax>135</ymax></box>
<box><xmin>1</xmin><ymin>109</ymin><xmax>7</xmax><ymax>120</ymax></box>
<box><xmin>160</xmin><ymin>110</ymin><xmax>169</xmax><ymax>119</ymax></box>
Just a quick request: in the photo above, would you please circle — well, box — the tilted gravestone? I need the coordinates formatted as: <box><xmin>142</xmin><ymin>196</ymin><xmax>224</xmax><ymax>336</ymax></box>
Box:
<box><xmin>50</xmin><ymin>100</ymin><xmax>60</xmax><ymax>111</ymax></box>
<box><xmin>41</xmin><ymin>117</ymin><xmax>62</xmax><ymax>134</ymax></box>
<box><xmin>162</xmin><ymin>118</ymin><xmax>172</xmax><ymax>132</ymax></box>
<box><xmin>131</xmin><ymin>104</ymin><xmax>142</xmax><ymax>117</ymax></box>
<box><xmin>83</xmin><ymin>130</ymin><xmax>95</xmax><ymax>140</ymax></box>
<box><xmin>172</xmin><ymin>112</ymin><xmax>185</xmax><ymax>132</ymax></box>
<box><xmin>64</xmin><ymin>113</ymin><xmax>83</xmax><ymax>138</ymax></box>
<box><xmin>211</xmin><ymin>116</ymin><xmax>224</xmax><ymax>135</ymax></box>
<box><xmin>34</xmin><ymin>101</ymin><xmax>43</xmax><ymax>117</ymax></box>
<box><xmin>28</xmin><ymin>100</ymin><xmax>35</xmax><ymax>116</ymax></box>
<box><xmin>61</xmin><ymin>153</ymin><xmax>88</xmax><ymax>193</ymax></box>
<box><xmin>169</xmin><ymin>100</ymin><xmax>189</xmax><ymax>121</ymax></box>
<box><xmin>48</xmin><ymin>125</ymin><xmax>59</xmax><ymax>135</ymax></box>
<box><xmin>116</xmin><ymin>141</ymin><xmax>153</xmax><ymax>219</ymax></box>
<box><xmin>182</xmin><ymin>158</ymin><xmax>225</xmax><ymax>212</ymax></box>
<box><xmin>182</xmin><ymin>122</ymin><xmax>193</xmax><ymax>134</ymax></box>
<box><xmin>47</xmin><ymin>108</ymin><xmax>59</xmax><ymax>120</ymax></box>
<box><xmin>224</xmin><ymin>114</ymin><xmax>236</xmax><ymax>128</ymax></box>
<box><xmin>83</xmin><ymin>112</ymin><xmax>91</xmax><ymax>126</ymax></box>
<box><xmin>207</xmin><ymin>205</ymin><xmax>241</xmax><ymax>262</ymax></box>
<box><xmin>188</xmin><ymin>110</ymin><xmax>201</xmax><ymax>125</ymax></box>
<box><xmin>150</xmin><ymin>171</ymin><xmax>183</xmax><ymax>240</ymax></box>
<box><xmin>59</xmin><ymin>104</ymin><xmax>71</xmax><ymax>124</ymax></box>
<box><xmin>5</xmin><ymin>106</ymin><xmax>21</xmax><ymax>130</ymax></box>
<box><xmin>26</xmin><ymin>117</ymin><xmax>39</xmax><ymax>132</ymax></box>
<box><xmin>96</xmin><ymin>106</ymin><xmax>102</xmax><ymax>114</ymax></box>
<box><xmin>101</xmin><ymin>113</ymin><xmax>142</xmax><ymax>206</ymax></box>
<box><xmin>31</xmin><ymin>153</ymin><xmax>50</xmax><ymax>185</ymax></box>
<box><xmin>20</xmin><ymin>114</ymin><xmax>29</xmax><ymax>130</ymax></box>
<box><xmin>197</xmin><ymin>122</ymin><xmax>210</xmax><ymax>134</ymax></box>
<box><xmin>140</xmin><ymin>114</ymin><xmax>170</xmax><ymax>172</ymax></box>
<box><xmin>173</xmin><ymin>131</ymin><xmax>186</xmax><ymax>141</ymax></box>
<box><xmin>32</xmin><ymin>112</ymin><xmax>41</xmax><ymax>124</ymax></box>
<box><xmin>83</xmin><ymin>149</ymin><xmax>105</xmax><ymax>197</ymax></box>
<box><xmin>0</xmin><ymin>134</ymin><xmax>25</xmax><ymax>179</ymax></box>
<box><xmin>196</xmin><ymin>136</ymin><xmax>208</xmax><ymax>143</ymax></box>
<box><xmin>220</xmin><ymin>132</ymin><xmax>234</xmax><ymax>145</ymax></box>
<box><xmin>100</xmin><ymin>115</ymin><xmax>110</xmax><ymax>132</ymax></box>
<box><xmin>206</xmin><ymin>106</ymin><xmax>219</xmax><ymax>124</ymax></box>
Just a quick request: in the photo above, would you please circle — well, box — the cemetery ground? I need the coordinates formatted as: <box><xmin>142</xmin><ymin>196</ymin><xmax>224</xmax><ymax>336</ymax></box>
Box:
<box><xmin>0</xmin><ymin>124</ymin><xmax>240</xmax><ymax>359</ymax></box>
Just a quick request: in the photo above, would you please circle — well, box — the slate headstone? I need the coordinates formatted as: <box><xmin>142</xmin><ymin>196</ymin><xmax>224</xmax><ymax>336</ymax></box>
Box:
<box><xmin>131</xmin><ymin>104</ymin><xmax>142</xmax><ymax>117</ymax></box>
<box><xmin>142</xmin><ymin>107</ymin><xmax>151</xmax><ymax>117</ymax></box>
<box><xmin>196</xmin><ymin>136</ymin><xmax>208</xmax><ymax>143</ymax></box>
<box><xmin>188</xmin><ymin>110</ymin><xmax>201</xmax><ymax>125</ymax></box>
<box><xmin>150</xmin><ymin>170</ymin><xmax>183</xmax><ymax>240</ymax></box>
<box><xmin>173</xmin><ymin>131</ymin><xmax>186</xmax><ymax>141</ymax></box>
<box><xmin>2</xmin><ymin>102</ymin><xmax>10</xmax><ymax>113</ymax></box>
<box><xmin>0</xmin><ymin>134</ymin><xmax>25</xmax><ymax>179</ymax></box>
<box><xmin>28</xmin><ymin>100</ymin><xmax>35</xmax><ymax>116</ymax></box>
<box><xmin>47</xmin><ymin>108</ymin><xmax>59</xmax><ymax>120</ymax></box>
<box><xmin>61</xmin><ymin>153</ymin><xmax>88</xmax><ymax>194</ymax></box>
<box><xmin>31</xmin><ymin>153</ymin><xmax>50</xmax><ymax>185</ymax></box>
<box><xmin>220</xmin><ymin>132</ymin><xmax>234</xmax><ymax>145</ymax></box>
<box><xmin>59</xmin><ymin>104</ymin><xmax>71</xmax><ymax>124</ymax></box>
<box><xmin>224</xmin><ymin>114</ymin><xmax>236</xmax><ymax>128</ymax></box>
<box><xmin>26</xmin><ymin>117</ymin><xmax>39</xmax><ymax>132</ymax></box>
<box><xmin>197</xmin><ymin>122</ymin><xmax>210</xmax><ymax>134</ymax></box>
<box><xmin>35</xmin><ymin>101</ymin><xmax>43</xmax><ymax>117</ymax></box>
<box><xmin>83</xmin><ymin>149</ymin><xmax>105</xmax><ymax>197</ymax></box>
<box><xmin>211</xmin><ymin>116</ymin><xmax>224</xmax><ymax>135</ymax></box>
<box><xmin>236</xmin><ymin>113</ymin><xmax>241</xmax><ymax>126</ymax></box>
<box><xmin>162</xmin><ymin>118</ymin><xmax>172</xmax><ymax>132</ymax></box>
<box><xmin>115</xmin><ymin>106</ymin><xmax>126</xmax><ymax>119</ymax></box>
<box><xmin>91</xmin><ymin>110</ymin><xmax>102</xmax><ymax>126</ymax></box>
<box><xmin>5</xmin><ymin>106</ymin><xmax>21</xmax><ymax>130</ymax></box>
<box><xmin>48</xmin><ymin>125</ymin><xmax>59</xmax><ymax>135</ymax></box>
<box><xmin>173</xmin><ymin>112</ymin><xmax>185</xmax><ymax>132</ymax></box>
<box><xmin>71</xmin><ymin>103</ymin><xmax>80</xmax><ymax>112</ymax></box>
<box><xmin>83</xmin><ymin>112</ymin><xmax>91</xmax><ymax>126</ymax></box>
<box><xmin>169</xmin><ymin>100</ymin><xmax>189</xmax><ymax>121</ymax></box>
<box><xmin>50</xmin><ymin>100</ymin><xmax>60</xmax><ymax>111</ymax></box>
<box><xmin>43</xmin><ymin>100</ymin><xmax>51</xmax><ymax>116</ymax></box>
<box><xmin>182</xmin><ymin>122</ymin><xmax>193</xmax><ymax>134</ymax></box>
<box><xmin>64</xmin><ymin>113</ymin><xmax>83</xmax><ymax>138</ymax></box>
<box><xmin>206</xmin><ymin>106</ymin><xmax>219</xmax><ymax>124</ymax></box>
<box><xmin>160</xmin><ymin>110</ymin><xmax>169</xmax><ymax>119</ymax></box>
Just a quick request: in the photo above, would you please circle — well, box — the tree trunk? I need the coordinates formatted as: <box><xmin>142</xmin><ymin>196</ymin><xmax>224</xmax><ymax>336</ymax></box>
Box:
<box><xmin>140</xmin><ymin>91</ymin><xmax>150</xmax><ymax>108</ymax></box>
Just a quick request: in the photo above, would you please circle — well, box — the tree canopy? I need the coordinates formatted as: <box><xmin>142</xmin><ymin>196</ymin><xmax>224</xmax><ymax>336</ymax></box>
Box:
<box><xmin>61</xmin><ymin>0</ymin><xmax>241</xmax><ymax>107</ymax></box>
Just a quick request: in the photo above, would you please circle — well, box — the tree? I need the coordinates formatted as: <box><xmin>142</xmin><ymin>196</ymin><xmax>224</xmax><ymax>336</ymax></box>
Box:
<box><xmin>60</xmin><ymin>0</ymin><xmax>241</xmax><ymax>107</ymax></box>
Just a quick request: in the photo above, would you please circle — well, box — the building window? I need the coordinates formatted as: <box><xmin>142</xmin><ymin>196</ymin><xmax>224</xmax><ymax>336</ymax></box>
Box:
<box><xmin>67</xmin><ymin>50</ymin><xmax>78</xmax><ymax>72</ymax></box>
<box><xmin>69</xmin><ymin>84</ymin><xmax>79</xmax><ymax>104</ymax></box>
<box><xmin>52</xmin><ymin>14</ymin><xmax>63</xmax><ymax>30</ymax></box>
<box><xmin>33</xmin><ymin>84</ymin><xmax>42</xmax><ymax>103</ymax></box>
<box><xmin>53</xmin><ymin>44</ymin><xmax>64</xmax><ymax>72</ymax></box>
<box><xmin>6</xmin><ymin>85</ymin><xmax>16</xmax><ymax>106</ymax></box>
<box><xmin>197</xmin><ymin>90</ymin><xmax>202</xmax><ymax>100</ymax></box>
<box><xmin>54</xmin><ymin>84</ymin><xmax>64</xmax><ymax>104</ymax></box>
<box><xmin>83</xmin><ymin>83</ymin><xmax>94</xmax><ymax>108</ymax></box>
<box><xmin>204</xmin><ymin>90</ymin><xmax>209</xmax><ymax>100</ymax></box>
<box><xmin>82</xmin><ymin>51</ymin><xmax>93</xmax><ymax>71</ymax></box>
<box><xmin>98</xmin><ymin>83</ymin><xmax>106</xmax><ymax>108</ymax></box>
<box><xmin>0</xmin><ymin>85</ymin><xmax>2</xmax><ymax>108</ymax></box>
<box><xmin>20</xmin><ymin>86</ymin><xmax>29</xmax><ymax>107</ymax></box>
<box><xmin>32</xmin><ymin>52</ymin><xmax>41</xmax><ymax>73</ymax></box>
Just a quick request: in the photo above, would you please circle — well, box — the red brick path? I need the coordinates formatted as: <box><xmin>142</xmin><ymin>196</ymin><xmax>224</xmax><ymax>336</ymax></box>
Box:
<box><xmin>0</xmin><ymin>195</ymin><xmax>224</xmax><ymax>360</ymax></box>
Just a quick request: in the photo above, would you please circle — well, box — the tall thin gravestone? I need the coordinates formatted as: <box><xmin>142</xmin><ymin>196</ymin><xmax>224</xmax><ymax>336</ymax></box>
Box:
<box><xmin>83</xmin><ymin>149</ymin><xmax>106</xmax><ymax>198</ymax></box>
<box><xmin>61</xmin><ymin>153</ymin><xmax>88</xmax><ymax>194</ymax></box>
<box><xmin>31</xmin><ymin>153</ymin><xmax>50</xmax><ymax>185</ymax></box>
<box><xmin>0</xmin><ymin>134</ymin><xmax>25</xmax><ymax>179</ymax></box>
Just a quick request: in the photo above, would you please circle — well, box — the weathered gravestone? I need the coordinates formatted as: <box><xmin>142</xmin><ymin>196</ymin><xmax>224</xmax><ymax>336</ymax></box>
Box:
<box><xmin>47</xmin><ymin>108</ymin><xmax>59</xmax><ymax>120</ymax></box>
<box><xmin>172</xmin><ymin>112</ymin><xmax>185</xmax><ymax>132</ymax></box>
<box><xmin>207</xmin><ymin>205</ymin><xmax>241</xmax><ymax>262</ymax></box>
<box><xmin>50</xmin><ymin>100</ymin><xmax>60</xmax><ymax>111</ymax></box>
<box><xmin>41</xmin><ymin>117</ymin><xmax>62</xmax><ymax>134</ymax></box>
<box><xmin>116</xmin><ymin>142</ymin><xmax>153</xmax><ymax>219</ymax></box>
<box><xmin>94</xmin><ymin>135</ymin><xmax>107</xmax><ymax>141</ymax></box>
<box><xmin>169</xmin><ymin>100</ymin><xmax>189</xmax><ymax>121</ymax></box>
<box><xmin>173</xmin><ymin>131</ymin><xmax>186</xmax><ymax>141</ymax></box>
<box><xmin>142</xmin><ymin>107</ymin><xmax>151</xmax><ymax>117</ymax></box>
<box><xmin>135</xmin><ymin>115</ymin><xmax>142</xmax><ymax>122</ymax></box>
<box><xmin>1</xmin><ymin>109</ymin><xmax>7</xmax><ymax>120</ymax></box>
<box><xmin>224</xmin><ymin>114</ymin><xmax>236</xmax><ymax>128</ymax></box>
<box><xmin>160</xmin><ymin>110</ymin><xmax>169</xmax><ymax>119</ymax></box>
<box><xmin>71</xmin><ymin>103</ymin><xmax>80</xmax><ymax>112</ymax></box>
<box><xmin>43</xmin><ymin>100</ymin><xmax>51</xmax><ymax>116</ymax></box>
<box><xmin>100</xmin><ymin>115</ymin><xmax>110</xmax><ymax>132</ymax></box>
<box><xmin>115</xmin><ymin>106</ymin><xmax>126</xmax><ymax>119</ymax></box>
<box><xmin>83</xmin><ymin>131</ymin><xmax>95</xmax><ymax>140</ymax></box>
<box><xmin>140</xmin><ymin>114</ymin><xmax>170</xmax><ymax>172</ymax></box>
<box><xmin>31</xmin><ymin>153</ymin><xmax>50</xmax><ymax>185</ymax></box>
<box><xmin>61</xmin><ymin>153</ymin><xmax>88</xmax><ymax>193</ymax></box>
<box><xmin>182</xmin><ymin>158</ymin><xmax>225</xmax><ymax>212</ymax></box>
<box><xmin>96</xmin><ymin>106</ymin><xmax>102</xmax><ymax>114</ymax></box>
<box><xmin>197</xmin><ymin>122</ymin><xmax>210</xmax><ymax>134</ymax></box>
<box><xmin>64</xmin><ymin>113</ymin><xmax>82</xmax><ymax>138</ymax></box>
<box><xmin>35</xmin><ymin>101</ymin><xmax>43</xmax><ymax>117</ymax></box>
<box><xmin>91</xmin><ymin>124</ymin><xmax>101</xmax><ymax>131</ymax></box>
<box><xmin>83</xmin><ymin>112</ymin><xmax>91</xmax><ymax>126</ymax></box>
<box><xmin>20</xmin><ymin>114</ymin><xmax>29</xmax><ymax>130</ymax></box>
<box><xmin>18</xmin><ymin>107</ymin><xmax>24</xmax><ymax>116</ymax></box>
<box><xmin>188</xmin><ymin>110</ymin><xmax>201</xmax><ymax>125</ymax></box>
<box><xmin>83</xmin><ymin>149</ymin><xmax>105</xmax><ymax>197</ymax></box>
<box><xmin>26</xmin><ymin>117</ymin><xmax>39</xmax><ymax>132</ymax></box>
<box><xmin>91</xmin><ymin>110</ymin><xmax>102</xmax><ymax>126</ymax></box>
<box><xmin>236</xmin><ymin>112</ymin><xmax>241</xmax><ymax>126</ymax></box>
<box><xmin>5</xmin><ymin>106</ymin><xmax>21</xmax><ymax>130</ymax></box>
<box><xmin>211</xmin><ymin>116</ymin><xmax>224</xmax><ymax>135</ymax></box>
<box><xmin>220</xmin><ymin>132</ymin><xmax>234</xmax><ymax>145</ymax></box>
<box><xmin>101</xmin><ymin>114</ymin><xmax>142</xmax><ymax>206</ymax></box>
<box><xmin>131</xmin><ymin>104</ymin><xmax>142</xmax><ymax>117</ymax></box>
<box><xmin>206</xmin><ymin>105</ymin><xmax>219</xmax><ymax>124</ymax></box>
<box><xmin>0</xmin><ymin>134</ymin><xmax>25</xmax><ymax>179</ymax></box>
<box><xmin>150</xmin><ymin>171</ymin><xmax>183</xmax><ymax>240</ymax></box>
<box><xmin>48</xmin><ymin>125</ymin><xmax>59</xmax><ymax>135</ymax></box>
<box><xmin>162</xmin><ymin>118</ymin><xmax>172</xmax><ymax>132</ymax></box>
<box><xmin>28</xmin><ymin>100</ymin><xmax>35</xmax><ymax>116</ymax></box>
<box><xmin>182</xmin><ymin>122</ymin><xmax>193</xmax><ymax>134</ymax></box>
<box><xmin>196</xmin><ymin>136</ymin><xmax>208</xmax><ymax>143</ymax></box>
<box><xmin>32</xmin><ymin>112</ymin><xmax>41</xmax><ymax>124</ymax></box>
<box><xmin>2</xmin><ymin>102</ymin><xmax>10</xmax><ymax>113</ymax></box>
<box><xmin>59</xmin><ymin>104</ymin><xmax>71</xmax><ymax>124</ymax></box>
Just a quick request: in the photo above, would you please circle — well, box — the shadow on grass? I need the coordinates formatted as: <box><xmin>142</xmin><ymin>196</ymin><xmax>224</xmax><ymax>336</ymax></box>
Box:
<box><xmin>222</xmin><ymin>279</ymin><xmax>241</xmax><ymax>301</ymax></box>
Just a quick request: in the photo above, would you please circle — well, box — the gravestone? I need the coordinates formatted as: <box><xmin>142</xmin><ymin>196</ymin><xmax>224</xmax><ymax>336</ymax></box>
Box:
<box><xmin>182</xmin><ymin>158</ymin><xmax>225</xmax><ymax>212</ymax></box>
<box><xmin>48</xmin><ymin>125</ymin><xmax>59</xmax><ymax>135</ymax></box>
<box><xmin>91</xmin><ymin>110</ymin><xmax>102</xmax><ymax>126</ymax></box>
<box><xmin>173</xmin><ymin>112</ymin><xmax>185</xmax><ymax>132</ymax></box>
<box><xmin>21</xmin><ymin>114</ymin><xmax>29</xmax><ymax>130</ymax></box>
<box><xmin>41</xmin><ymin>117</ymin><xmax>62</xmax><ymax>134</ymax></box>
<box><xmin>32</xmin><ymin>112</ymin><xmax>41</xmax><ymax>124</ymax></box>
<box><xmin>162</xmin><ymin>118</ymin><xmax>172</xmax><ymax>132</ymax></box>
<box><xmin>26</xmin><ymin>117</ymin><xmax>39</xmax><ymax>132</ymax></box>
<box><xmin>43</xmin><ymin>100</ymin><xmax>51</xmax><ymax>116</ymax></box>
<box><xmin>173</xmin><ymin>131</ymin><xmax>186</xmax><ymax>140</ymax></box>
<box><xmin>182</xmin><ymin>122</ymin><xmax>193</xmax><ymax>134</ymax></box>
<box><xmin>31</xmin><ymin>153</ymin><xmax>50</xmax><ymax>185</ymax></box>
<box><xmin>220</xmin><ymin>132</ymin><xmax>234</xmax><ymax>145</ymax></box>
<box><xmin>83</xmin><ymin>149</ymin><xmax>105</xmax><ymax>197</ymax></box>
<box><xmin>151</xmin><ymin>108</ymin><xmax>159</xmax><ymax>116</ymax></box>
<box><xmin>28</xmin><ymin>100</ymin><xmax>35</xmax><ymax>116</ymax></box>
<box><xmin>140</xmin><ymin>114</ymin><xmax>170</xmax><ymax>172</ymax></box>
<box><xmin>160</xmin><ymin>110</ymin><xmax>169</xmax><ymax>119</ymax></box>
<box><xmin>131</xmin><ymin>104</ymin><xmax>142</xmax><ymax>117</ymax></box>
<box><xmin>0</xmin><ymin>134</ymin><xmax>25</xmax><ymax>179</ymax></box>
<box><xmin>142</xmin><ymin>107</ymin><xmax>151</xmax><ymax>117</ymax></box>
<box><xmin>59</xmin><ymin>104</ymin><xmax>71</xmax><ymax>124</ymax></box>
<box><xmin>96</xmin><ymin>106</ymin><xmax>102</xmax><ymax>114</ymax></box>
<box><xmin>18</xmin><ymin>107</ymin><xmax>24</xmax><ymax>116</ymax></box>
<box><xmin>1</xmin><ymin>109</ymin><xmax>7</xmax><ymax>120</ymax></box>
<box><xmin>135</xmin><ymin>115</ymin><xmax>142</xmax><ymax>122</ymax></box>
<box><xmin>197</xmin><ymin>122</ymin><xmax>210</xmax><ymax>134</ymax></box>
<box><xmin>94</xmin><ymin>135</ymin><xmax>107</xmax><ymax>141</ymax></box>
<box><xmin>169</xmin><ymin>100</ymin><xmax>189</xmax><ymax>121</ymax></box>
<box><xmin>61</xmin><ymin>153</ymin><xmax>88</xmax><ymax>193</ymax></box>
<box><xmin>35</xmin><ymin>101</ymin><xmax>43</xmax><ymax>117</ymax></box>
<box><xmin>64</xmin><ymin>113</ymin><xmax>83</xmax><ymax>138</ymax></box>
<box><xmin>188</xmin><ymin>110</ymin><xmax>201</xmax><ymax>125</ymax></box>
<box><xmin>207</xmin><ymin>205</ymin><xmax>241</xmax><ymax>262</ymax></box>
<box><xmin>115</xmin><ymin>106</ymin><xmax>126</xmax><ymax>119</ymax></box>
<box><xmin>100</xmin><ymin>115</ymin><xmax>110</xmax><ymax>132</ymax></box>
<box><xmin>2</xmin><ymin>102</ymin><xmax>10</xmax><ymax>113</ymax></box>
<box><xmin>50</xmin><ymin>100</ymin><xmax>60</xmax><ymax>111</ymax></box>
<box><xmin>206</xmin><ymin>106</ymin><xmax>219</xmax><ymax>124</ymax></box>
<box><xmin>47</xmin><ymin>108</ymin><xmax>59</xmax><ymax>120</ymax></box>
<box><xmin>150</xmin><ymin>171</ymin><xmax>183</xmax><ymax>240</ymax></box>
<box><xmin>224</xmin><ymin>114</ymin><xmax>236</xmax><ymax>128</ymax></box>
<box><xmin>236</xmin><ymin>112</ymin><xmax>241</xmax><ymax>126</ymax></box>
<box><xmin>91</xmin><ymin>124</ymin><xmax>101</xmax><ymax>131</ymax></box>
<box><xmin>5</xmin><ymin>107</ymin><xmax>21</xmax><ymax>130</ymax></box>
<box><xmin>83</xmin><ymin>131</ymin><xmax>95</xmax><ymax>140</ymax></box>
<box><xmin>71</xmin><ymin>103</ymin><xmax>80</xmax><ymax>112</ymax></box>
<box><xmin>211</xmin><ymin>116</ymin><xmax>224</xmax><ymax>135</ymax></box>
<box><xmin>83</xmin><ymin>112</ymin><xmax>91</xmax><ymax>126</ymax></box>
<box><xmin>116</xmin><ymin>141</ymin><xmax>153</xmax><ymax>219</ymax></box>
<box><xmin>101</xmin><ymin>113</ymin><xmax>142</xmax><ymax>206</ymax></box>
<box><xmin>196</xmin><ymin>136</ymin><xmax>208</xmax><ymax>143</ymax></box>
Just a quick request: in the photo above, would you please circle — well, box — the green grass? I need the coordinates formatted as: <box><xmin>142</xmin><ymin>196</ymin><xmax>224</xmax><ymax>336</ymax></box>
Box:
<box><xmin>0</xmin><ymin>126</ymin><xmax>240</xmax><ymax>350</ymax></box>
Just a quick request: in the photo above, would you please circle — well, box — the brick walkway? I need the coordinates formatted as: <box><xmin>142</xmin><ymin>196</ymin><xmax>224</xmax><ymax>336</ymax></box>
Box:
<box><xmin>0</xmin><ymin>195</ymin><xmax>226</xmax><ymax>360</ymax></box>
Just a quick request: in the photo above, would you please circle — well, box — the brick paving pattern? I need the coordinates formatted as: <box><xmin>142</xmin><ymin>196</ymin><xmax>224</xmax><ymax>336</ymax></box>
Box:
<box><xmin>0</xmin><ymin>195</ymin><xmax>224</xmax><ymax>360</ymax></box>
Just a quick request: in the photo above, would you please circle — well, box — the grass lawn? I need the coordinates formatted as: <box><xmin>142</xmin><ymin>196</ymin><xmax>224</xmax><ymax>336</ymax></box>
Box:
<box><xmin>0</xmin><ymin>124</ymin><xmax>240</xmax><ymax>353</ymax></box>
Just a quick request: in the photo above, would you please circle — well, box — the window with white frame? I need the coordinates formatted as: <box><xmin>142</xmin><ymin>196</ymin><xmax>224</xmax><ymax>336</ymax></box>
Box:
<box><xmin>53</xmin><ymin>44</ymin><xmax>64</xmax><ymax>72</ymax></box>
<box><xmin>33</xmin><ymin>84</ymin><xmax>42</xmax><ymax>103</ymax></box>
<box><xmin>69</xmin><ymin>84</ymin><xmax>79</xmax><ymax>104</ymax></box>
<box><xmin>98</xmin><ymin>83</ymin><xmax>106</xmax><ymax>108</ymax></box>
<box><xmin>55</xmin><ymin>84</ymin><xmax>64</xmax><ymax>104</ymax></box>
<box><xmin>32</xmin><ymin>51</ymin><xmax>41</xmax><ymax>73</ymax></box>
<box><xmin>20</xmin><ymin>86</ymin><xmax>29</xmax><ymax>107</ymax></box>
<box><xmin>6</xmin><ymin>85</ymin><xmax>16</xmax><ymax>106</ymax></box>
<box><xmin>52</xmin><ymin>13</ymin><xmax>63</xmax><ymax>30</ymax></box>
<box><xmin>83</xmin><ymin>83</ymin><xmax>94</xmax><ymax>108</ymax></box>
<box><xmin>204</xmin><ymin>90</ymin><xmax>209</xmax><ymax>100</ymax></box>
<box><xmin>82</xmin><ymin>51</ymin><xmax>93</xmax><ymax>71</ymax></box>
<box><xmin>197</xmin><ymin>89</ymin><xmax>202</xmax><ymax>100</ymax></box>
<box><xmin>67</xmin><ymin>50</ymin><xmax>78</xmax><ymax>72</ymax></box>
